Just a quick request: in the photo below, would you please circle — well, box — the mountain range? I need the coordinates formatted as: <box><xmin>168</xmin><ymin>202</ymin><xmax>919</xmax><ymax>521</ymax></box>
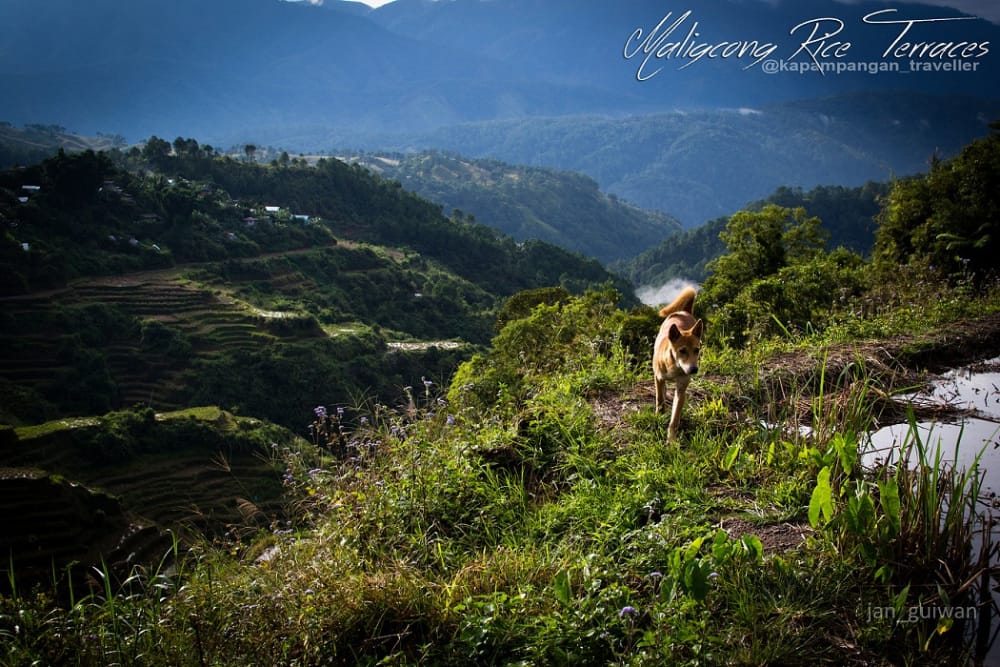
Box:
<box><xmin>2</xmin><ymin>0</ymin><xmax>999</xmax><ymax>228</ymax></box>
<box><xmin>2</xmin><ymin>0</ymin><xmax>997</xmax><ymax>146</ymax></box>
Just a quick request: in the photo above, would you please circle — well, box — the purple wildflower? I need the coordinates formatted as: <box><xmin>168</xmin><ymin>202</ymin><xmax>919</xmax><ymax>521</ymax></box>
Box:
<box><xmin>619</xmin><ymin>606</ymin><xmax>637</xmax><ymax>618</ymax></box>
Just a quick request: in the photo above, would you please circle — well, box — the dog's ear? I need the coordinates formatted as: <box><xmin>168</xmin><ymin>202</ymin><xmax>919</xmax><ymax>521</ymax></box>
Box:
<box><xmin>667</xmin><ymin>323</ymin><xmax>682</xmax><ymax>342</ymax></box>
<box><xmin>691</xmin><ymin>319</ymin><xmax>704</xmax><ymax>339</ymax></box>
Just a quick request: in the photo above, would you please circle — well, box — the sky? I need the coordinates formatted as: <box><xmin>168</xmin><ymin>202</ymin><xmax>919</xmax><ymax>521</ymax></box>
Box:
<box><xmin>289</xmin><ymin>0</ymin><xmax>1000</xmax><ymax>24</ymax></box>
<box><xmin>335</xmin><ymin>0</ymin><xmax>1000</xmax><ymax>22</ymax></box>
<box><xmin>835</xmin><ymin>0</ymin><xmax>1000</xmax><ymax>22</ymax></box>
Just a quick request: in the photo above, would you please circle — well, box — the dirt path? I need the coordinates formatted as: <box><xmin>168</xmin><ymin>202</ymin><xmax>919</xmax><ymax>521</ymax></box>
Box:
<box><xmin>591</xmin><ymin>312</ymin><xmax>1000</xmax><ymax>433</ymax></box>
<box><xmin>587</xmin><ymin>313</ymin><xmax>1000</xmax><ymax>556</ymax></box>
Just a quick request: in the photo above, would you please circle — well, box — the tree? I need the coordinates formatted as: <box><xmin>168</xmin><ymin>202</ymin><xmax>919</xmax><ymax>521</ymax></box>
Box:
<box><xmin>44</xmin><ymin>149</ymin><xmax>114</xmax><ymax>206</ymax></box>
<box><xmin>244</xmin><ymin>144</ymin><xmax>257</xmax><ymax>163</ymax></box>
<box><xmin>703</xmin><ymin>205</ymin><xmax>826</xmax><ymax>309</ymax></box>
<box><xmin>874</xmin><ymin>123</ymin><xmax>1000</xmax><ymax>283</ymax></box>
<box><xmin>173</xmin><ymin>137</ymin><xmax>201</xmax><ymax>157</ymax></box>
<box><xmin>701</xmin><ymin>205</ymin><xmax>861</xmax><ymax>346</ymax></box>
<box><xmin>142</xmin><ymin>136</ymin><xmax>172</xmax><ymax>167</ymax></box>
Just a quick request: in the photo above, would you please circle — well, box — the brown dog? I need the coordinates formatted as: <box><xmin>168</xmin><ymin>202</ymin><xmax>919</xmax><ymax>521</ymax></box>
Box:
<box><xmin>652</xmin><ymin>286</ymin><xmax>704</xmax><ymax>441</ymax></box>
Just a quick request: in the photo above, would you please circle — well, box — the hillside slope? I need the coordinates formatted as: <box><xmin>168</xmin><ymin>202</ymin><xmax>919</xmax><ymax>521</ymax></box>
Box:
<box><xmin>349</xmin><ymin>151</ymin><xmax>681</xmax><ymax>262</ymax></box>
<box><xmin>0</xmin><ymin>406</ymin><xmax>303</xmax><ymax>592</ymax></box>
<box><xmin>0</xmin><ymin>147</ymin><xmax>633</xmax><ymax>430</ymax></box>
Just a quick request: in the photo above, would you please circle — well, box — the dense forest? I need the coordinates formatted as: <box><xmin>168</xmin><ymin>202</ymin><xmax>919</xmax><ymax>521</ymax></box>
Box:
<box><xmin>0</xmin><ymin>138</ymin><xmax>627</xmax><ymax>297</ymax></box>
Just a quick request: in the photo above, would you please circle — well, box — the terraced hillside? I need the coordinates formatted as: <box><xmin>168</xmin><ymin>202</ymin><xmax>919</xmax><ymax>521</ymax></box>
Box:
<box><xmin>0</xmin><ymin>268</ymin><xmax>327</xmax><ymax>422</ymax></box>
<box><xmin>0</xmin><ymin>407</ymin><xmax>302</xmax><ymax>592</ymax></box>
<box><xmin>0</xmin><ymin>469</ymin><xmax>175</xmax><ymax>594</ymax></box>
<box><xmin>0</xmin><ymin>243</ymin><xmax>483</xmax><ymax>431</ymax></box>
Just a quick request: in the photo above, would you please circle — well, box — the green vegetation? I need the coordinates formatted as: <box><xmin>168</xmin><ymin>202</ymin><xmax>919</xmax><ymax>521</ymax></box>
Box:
<box><xmin>0</xmin><ymin>140</ymin><xmax>633</xmax><ymax>431</ymax></box>
<box><xmin>348</xmin><ymin>150</ymin><xmax>682</xmax><ymax>263</ymax></box>
<box><xmin>4</xmin><ymin>276</ymin><xmax>998</xmax><ymax>664</ymax></box>
<box><xmin>2</xmin><ymin>127</ymin><xmax>1000</xmax><ymax>665</ymax></box>
<box><xmin>616</xmin><ymin>181</ymin><xmax>889</xmax><ymax>289</ymax></box>
<box><xmin>700</xmin><ymin>204</ymin><xmax>867</xmax><ymax>347</ymax></box>
<box><xmin>874</xmin><ymin>122</ymin><xmax>1000</xmax><ymax>286</ymax></box>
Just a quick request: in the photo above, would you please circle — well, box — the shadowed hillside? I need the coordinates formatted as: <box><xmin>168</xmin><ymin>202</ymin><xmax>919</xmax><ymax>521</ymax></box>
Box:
<box><xmin>0</xmin><ymin>406</ymin><xmax>302</xmax><ymax>593</ymax></box>
<box><xmin>347</xmin><ymin>151</ymin><xmax>682</xmax><ymax>263</ymax></box>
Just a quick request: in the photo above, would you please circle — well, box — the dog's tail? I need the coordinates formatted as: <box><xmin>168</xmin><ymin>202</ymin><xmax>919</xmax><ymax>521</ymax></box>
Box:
<box><xmin>658</xmin><ymin>286</ymin><xmax>696</xmax><ymax>318</ymax></box>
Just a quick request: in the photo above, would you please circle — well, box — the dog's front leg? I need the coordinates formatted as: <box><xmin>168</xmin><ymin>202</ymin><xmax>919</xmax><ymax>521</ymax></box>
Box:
<box><xmin>667</xmin><ymin>377</ymin><xmax>689</xmax><ymax>441</ymax></box>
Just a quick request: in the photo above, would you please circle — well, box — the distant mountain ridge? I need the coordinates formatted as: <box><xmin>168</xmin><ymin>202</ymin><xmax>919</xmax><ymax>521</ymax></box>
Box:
<box><xmin>1</xmin><ymin>0</ymin><xmax>997</xmax><ymax>147</ymax></box>
<box><xmin>2</xmin><ymin>1</ymin><xmax>998</xmax><ymax>226</ymax></box>
<box><xmin>397</xmin><ymin>92</ymin><xmax>1000</xmax><ymax>225</ymax></box>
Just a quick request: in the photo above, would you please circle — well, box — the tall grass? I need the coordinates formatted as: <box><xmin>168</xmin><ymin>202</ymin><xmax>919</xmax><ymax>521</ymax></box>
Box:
<box><xmin>805</xmin><ymin>412</ymin><xmax>997</xmax><ymax>660</ymax></box>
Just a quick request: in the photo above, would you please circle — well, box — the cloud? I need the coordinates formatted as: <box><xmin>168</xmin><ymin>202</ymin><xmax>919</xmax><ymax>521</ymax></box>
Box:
<box><xmin>635</xmin><ymin>279</ymin><xmax>701</xmax><ymax>307</ymax></box>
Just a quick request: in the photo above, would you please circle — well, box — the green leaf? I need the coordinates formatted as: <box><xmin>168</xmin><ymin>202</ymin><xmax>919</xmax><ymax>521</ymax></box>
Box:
<box><xmin>809</xmin><ymin>466</ymin><xmax>834</xmax><ymax>527</ymax></box>
<box><xmin>722</xmin><ymin>443</ymin><xmax>741</xmax><ymax>470</ymax></box>
<box><xmin>740</xmin><ymin>534</ymin><xmax>764</xmax><ymax>563</ymax></box>
<box><xmin>711</xmin><ymin>529</ymin><xmax>735</xmax><ymax>564</ymax></box>
<box><xmin>553</xmin><ymin>570</ymin><xmax>572</xmax><ymax>606</ymax></box>
<box><xmin>831</xmin><ymin>432</ymin><xmax>857</xmax><ymax>476</ymax></box>
<box><xmin>879</xmin><ymin>478</ymin><xmax>901</xmax><ymax>536</ymax></box>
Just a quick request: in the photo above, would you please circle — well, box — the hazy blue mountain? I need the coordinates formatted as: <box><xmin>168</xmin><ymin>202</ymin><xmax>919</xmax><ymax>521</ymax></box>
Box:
<box><xmin>0</xmin><ymin>0</ymin><xmax>625</xmax><ymax>143</ymax></box>
<box><xmin>1</xmin><ymin>0</ymin><xmax>996</xmax><ymax>148</ymax></box>
<box><xmin>396</xmin><ymin>92</ymin><xmax>1000</xmax><ymax>225</ymax></box>
<box><xmin>2</xmin><ymin>0</ymin><xmax>997</xmax><ymax>226</ymax></box>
